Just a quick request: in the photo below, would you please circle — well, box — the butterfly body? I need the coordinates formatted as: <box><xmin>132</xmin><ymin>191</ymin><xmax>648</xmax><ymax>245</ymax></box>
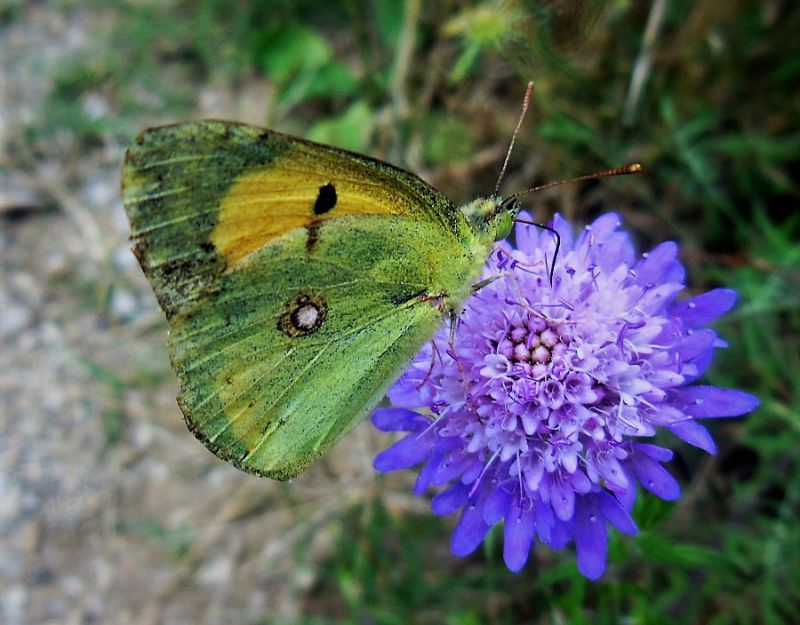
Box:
<box><xmin>123</xmin><ymin>121</ymin><xmax>514</xmax><ymax>479</ymax></box>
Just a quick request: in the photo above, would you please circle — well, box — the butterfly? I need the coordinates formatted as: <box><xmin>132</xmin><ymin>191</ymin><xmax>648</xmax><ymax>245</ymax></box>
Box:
<box><xmin>121</xmin><ymin>119</ymin><xmax>523</xmax><ymax>480</ymax></box>
<box><xmin>121</xmin><ymin>88</ymin><xmax>639</xmax><ymax>480</ymax></box>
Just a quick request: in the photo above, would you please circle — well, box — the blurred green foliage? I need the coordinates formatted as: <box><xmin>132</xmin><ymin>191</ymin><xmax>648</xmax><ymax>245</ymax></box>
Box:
<box><xmin>27</xmin><ymin>0</ymin><xmax>800</xmax><ymax>623</ymax></box>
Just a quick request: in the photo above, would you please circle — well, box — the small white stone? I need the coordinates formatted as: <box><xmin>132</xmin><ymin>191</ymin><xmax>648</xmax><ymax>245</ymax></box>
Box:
<box><xmin>110</xmin><ymin>288</ymin><xmax>137</xmax><ymax>319</ymax></box>
<box><xmin>0</xmin><ymin>584</ymin><xmax>27</xmax><ymax>625</ymax></box>
<box><xmin>0</xmin><ymin>303</ymin><xmax>31</xmax><ymax>338</ymax></box>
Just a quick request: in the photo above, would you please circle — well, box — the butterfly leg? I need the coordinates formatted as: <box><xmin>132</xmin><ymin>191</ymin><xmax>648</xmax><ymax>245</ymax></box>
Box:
<box><xmin>417</xmin><ymin>339</ymin><xmax>442</xmax><ymax>389</ymax></box>
<box><xmin>445</xmin><ymin>307</ymin><xmax>478</xmax><ymax>406</ymax></box>
<box><xmin>469</xmin><ymin>271</ymin><xmax>509</xmax><ymax>294</ymax></box>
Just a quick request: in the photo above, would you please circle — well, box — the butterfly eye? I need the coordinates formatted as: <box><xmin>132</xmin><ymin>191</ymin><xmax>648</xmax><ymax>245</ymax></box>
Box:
<box><xmin>494</xmin><ymin>198</ymin><xmax>520</xmax><ymax>241</ymax></box>
<box><xmin>494</xmin><ymin>209</ymin><xmax>514</xmax><ymax>241</ymax></box>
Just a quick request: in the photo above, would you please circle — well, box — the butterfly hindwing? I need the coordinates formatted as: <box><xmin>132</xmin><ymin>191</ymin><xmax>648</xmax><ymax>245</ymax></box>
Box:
<box><xmin>170</xmin><ymin>216</ymin><xmax>446</xmax><ymax>478</ymax></box>
<box><xmin>122</xmin><ymin>121</ymin><xmax>478</xmax><ymax>479</ymax></box>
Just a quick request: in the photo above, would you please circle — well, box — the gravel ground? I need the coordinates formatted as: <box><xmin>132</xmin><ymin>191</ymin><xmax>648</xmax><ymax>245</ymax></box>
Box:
<box><xmin>0</xmin><ymin>5</ymin><xmax>408</xmax><ymax>623</ymax></box>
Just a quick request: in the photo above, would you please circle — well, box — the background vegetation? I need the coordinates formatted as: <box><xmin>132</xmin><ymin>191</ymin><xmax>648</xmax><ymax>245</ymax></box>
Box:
<box><xmin>1</xmin><ymin>1</ymin><xmax>797</xmax><ymax>623</ymax></box>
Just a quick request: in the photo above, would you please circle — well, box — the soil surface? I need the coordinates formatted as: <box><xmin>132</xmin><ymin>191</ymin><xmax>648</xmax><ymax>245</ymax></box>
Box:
<box><xmin>0</xmin><ymin>6</ymin><xmax>410</xmax><ymax>624</ymax></box>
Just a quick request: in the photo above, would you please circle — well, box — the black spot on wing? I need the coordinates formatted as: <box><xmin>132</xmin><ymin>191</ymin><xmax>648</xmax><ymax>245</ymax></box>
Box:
<box><xmin>313</xmin><ymin>182</ymin><xmax>337</xmax><ymax>215</ymax></box>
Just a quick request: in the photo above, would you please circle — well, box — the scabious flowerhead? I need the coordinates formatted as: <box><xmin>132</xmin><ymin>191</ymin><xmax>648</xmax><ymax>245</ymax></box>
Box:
<box><xmin>372</xmin><ymin>212</ymin><xmax>759</xmax><ymax>579</ymax></box>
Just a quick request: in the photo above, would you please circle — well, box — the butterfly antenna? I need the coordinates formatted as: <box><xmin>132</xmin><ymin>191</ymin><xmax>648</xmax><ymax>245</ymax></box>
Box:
<box><xmin>492</xmin><ymin>81</ymin><xmax>534</xmax><ymax>198</ymax></box>
<box><xmin>509</xmin><ymin>164</ymin><xmax>642</xmax><ymax>286</ymax></box>
<box><xmin>508</xmin><ymin>163</ymin><xmax>642</xmax><ymax>201</ymax></box>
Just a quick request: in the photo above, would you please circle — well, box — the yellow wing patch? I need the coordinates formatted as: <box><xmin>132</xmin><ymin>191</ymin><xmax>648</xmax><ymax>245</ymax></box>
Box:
<box><xmin>213</xmin><ymin>146</ymin><xmax>407</xmax><ymax>266</ymax></box>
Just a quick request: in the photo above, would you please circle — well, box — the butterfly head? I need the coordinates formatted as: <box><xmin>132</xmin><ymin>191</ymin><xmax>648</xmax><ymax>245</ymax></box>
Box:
<box><xmin>460</xmin><ymin>196</ymin><xmax>522</xmax><ymax>242</ymax></box>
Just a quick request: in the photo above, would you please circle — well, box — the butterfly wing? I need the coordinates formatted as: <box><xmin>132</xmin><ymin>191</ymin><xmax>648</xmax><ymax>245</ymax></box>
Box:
<box><xmin>122</xmin><ymin>121</ymin><xmax>481</xmax><ymax>479</ymax></box>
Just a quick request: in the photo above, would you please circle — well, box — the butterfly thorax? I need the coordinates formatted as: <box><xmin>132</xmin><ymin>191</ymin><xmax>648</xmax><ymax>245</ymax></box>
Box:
<box><xmin>428</xmin><ymin>195</ymin><xmax>521</xmax><ymax>310</ymax></box>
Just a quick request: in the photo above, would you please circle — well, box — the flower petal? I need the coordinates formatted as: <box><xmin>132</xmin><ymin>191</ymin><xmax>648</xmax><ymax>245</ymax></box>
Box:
<box><xmin>674</xmin><ymin>329</ymin><xmax>717</xmax><ymax>361</ymax></box>
<box><xmin>616</xmin><ymin>469</ymin><xmax>638</xmax><ymax>510</ymax></box>
<box><xmin>413</xmin><ymin>450</ymin><xmax>441</xmax><ymax>495</ymax></box>
<box><xmin>636</xmin><ymin>241</ymin><xmax>678</xmax><ymax>286</ymax></box>
<box><xmin>663</xmin><ymin>260</ymin><xmax>686</xmax><ymax>285</ymax></box>
<box><xmin>597</xmin><ymin>491</ymin><xmax>637</xmax><ymax>535</ymax></box>
<box><xmin>373</xmin><ymin>433</ymin><xmax>431</xmax><ymax>472</ymax></box>
<box><xmin>683</xmin><ymin>349</ymin><xmax>715</xmax><ymax>381</ymax></box>
<box><xmin>628</xmin><ymin>453</ymin><xmax>680</xmax><ymax>500</ymax></box>
<box><xmin>483</xmin><ymin>483</ymin><xmax>513</xmax><ymax>525</ymax></box>
<box><xmin>552</xmin><ymin>213</ymin><xmax>574</xmax><ymax>252</ymax></box>
<box><xmin>431</xmin><ymin>483</ymin><xmax>469</xmax><ymax>515</ymax></box>
<box><xmin>551</xmin><ymin>480</ymin><xmax>576</xmax><ymax>521</ymax></box>
<box><xmin>431</xmin><ymin>449</ymin><xmax>476</xmax><ymax>485</ymax></box>
<box><xmin>669</xmin><ymin>420</ymin><xmax>717</xmax><ymax>454</ymax></box>
<box><xmin>504</xmin><ymin>500</ymin><xmax>536</xmax><ymax>572</ymax></box>
<box><xmin>534</xmin><ymin>498</ymin><xmax>554</xmax><ymax>544</ymax></box>
<box><xmin>387</xmin><ymin>364</ymin><xmax>433</xmax><ymax>407</ymax></box>
<box><xmin>639</xmin><ymin>282</ymin><xmax>683</xmax><ymax>314</ymax></box>
<box><xmin>597</xmin><ymin>232</ymin><xmax>633</xmax><ymax>272</ymax></box>
<box><xmin>515</xmin><ymin>211</ymin><xmax>542</xmax><ymax>252</ymax></box>
<box><xmin>585</xmin><ymin>212</ymin><xmax>621</xmax><ymax>245</ymax></box>
<box><xmin>672</xmin><ymin>386</ymin><xmax>760</xmax><ymax>418</ymax></box>
<box><xmin>371</xmin><ymin>407</ymin><xmax>429</xmax><ymax>432</ymax></box>
<box><xmin>634</xmin><ymin>443</ymin><xmax>674</xmax><ymax>462</ymax></box>
<box><xmin>549</xmin><ymin>518</ymin><xmax>571</xmax><ymax>550</ymax></box>
<box><xmin>451</xmin><ymin>502</ymin><xmax>491</xmax><ymax>556</ymax></box>
<box><xmin>673</xmin><ymin>289</ymin><xmax>736</xmax><ymax>328</ymax></box>
<box><xmin>574</xmin><ymin>496</ymin><xmax>608</xmax><ymax>580</ymax></box>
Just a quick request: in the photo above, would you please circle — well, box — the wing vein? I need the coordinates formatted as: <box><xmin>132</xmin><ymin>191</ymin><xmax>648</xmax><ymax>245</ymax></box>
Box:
<box><xmin>205</xmin><ymin>347</ymin><xmax>296</xmax><ymax>439</ymax></box>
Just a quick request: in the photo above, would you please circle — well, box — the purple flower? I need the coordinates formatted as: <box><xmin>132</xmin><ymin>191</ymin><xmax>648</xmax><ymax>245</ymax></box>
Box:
<box><xmin>372</xmin><ymin>212</ymin><xmax>759</xmax><ymax>579</ymax></box>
